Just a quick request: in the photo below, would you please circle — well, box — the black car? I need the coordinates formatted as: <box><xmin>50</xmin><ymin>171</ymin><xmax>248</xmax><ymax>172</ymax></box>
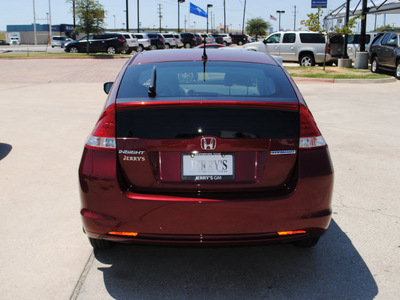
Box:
<box><xmin>229</xmin><ymin>33</ymin><xmax>248</xmax><ymax>45</ymax></box>
<box><xmin>211</xmin><ymin>34</ymin><xmax>224</xmax><ymax>44</ymax></box>
<box><xmin>146</xmin><ymin>33</ymin><xmax>166</xmax><ymax>50</ymax></box>
<box><xmin>180</xmin><ymin>33</ymin><xmax>198</xmax><ymax>48</ymax></box>
<box><xmin>0</xmin><ymin>39</ymin><xmax>8</xmax><ymax>45</ymax></box>
<box><xmin>370</xmin><ymin>32</ymin><xmax>400</xmax><ymax>79</ymax></box>
<box><xmin>64</xmin><ymin>33</ymin><xmax>128</xmax><ymax>54</ymax></box>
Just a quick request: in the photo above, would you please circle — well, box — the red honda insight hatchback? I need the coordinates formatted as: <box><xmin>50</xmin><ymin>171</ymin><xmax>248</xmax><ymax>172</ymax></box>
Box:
<box><xmin>79</xmin><ymin>49</ymin><xmax>333</xmax><ymax>249</ymax></box>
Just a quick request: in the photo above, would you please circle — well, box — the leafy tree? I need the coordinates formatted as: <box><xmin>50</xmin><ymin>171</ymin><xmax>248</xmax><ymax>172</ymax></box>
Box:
<box><xmin>333</xmin><ymin>15</ymin><xmax>362</xmax><ymax>35</ymax></box>
<box><xmin>75</xmin><ymin>0</ymin><xmax>106</xmax><ymax>54</ymax></box>
<box><xmin>375</xmin><ymin>25</ymin><xmax>400</xmax><ymax>32</ymax></box>
<box><xmin>245</xmin><ymin>18</ymin><xmax>271</xmax><ymax>39</ymax></box>
<box><xmin>301</xmin><ymin>8</ymin><xmax>325</xmax><ymax>33</ymax></box>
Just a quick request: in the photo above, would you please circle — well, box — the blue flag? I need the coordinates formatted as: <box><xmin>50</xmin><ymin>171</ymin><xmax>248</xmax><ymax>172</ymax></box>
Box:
<box><xmin>190</xmin><ymin>2</ymin><xmax>207</xmax><ymax>18</ymax></box>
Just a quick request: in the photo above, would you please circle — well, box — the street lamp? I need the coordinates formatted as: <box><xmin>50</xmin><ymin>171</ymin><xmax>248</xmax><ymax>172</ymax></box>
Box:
<box><xmin>193</xmin><ymin>21</ymin><xmax>196</xmax><ymax>32</ymax></box>
<box><xmin>178</xmin><ymin>0</ymin><xmax>185</xmax><ymax>33</ymax></box>
<box><xmin>276</xmin><ymin>10</ymin><xmax>285</xmax><ymax>31</ymax></box>
<box><xmin>125</xmin><ymin>0</ymin><xmax>129</xmax><ymax>32</ymax></box>
<box><xmin>207</xmin><ymin>4</ymin><xmax>213</xmax><ymax>33</ymax></box>
<box><xmin>113</xmin><ymin>15</ymin><xmax>116</xmax><ymax>29</ymax></box>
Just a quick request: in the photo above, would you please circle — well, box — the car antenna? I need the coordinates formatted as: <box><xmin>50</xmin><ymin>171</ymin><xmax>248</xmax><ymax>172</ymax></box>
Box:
<box><xmin>148</xmin><ymin>65</ymin><xmax>157</xmax><ymax>98</ymax></box>
<box><xmin>202</xmin><ymin>36</ymin><xmax>207</xmax><ymax>82</ymax></box>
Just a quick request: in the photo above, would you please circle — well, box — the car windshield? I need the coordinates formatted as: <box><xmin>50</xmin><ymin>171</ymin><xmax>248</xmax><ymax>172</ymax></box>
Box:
<box><xmin>117</xmin><ymin>61</ymin><xmax>297</xmax><ymax>102</ymax></box>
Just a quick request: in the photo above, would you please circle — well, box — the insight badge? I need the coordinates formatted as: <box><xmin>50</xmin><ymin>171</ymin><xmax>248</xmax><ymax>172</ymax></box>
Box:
<box><xmin>119</xmin><ymin>150</ymin><xmax>146</xmax><ymax>162</ymax></box>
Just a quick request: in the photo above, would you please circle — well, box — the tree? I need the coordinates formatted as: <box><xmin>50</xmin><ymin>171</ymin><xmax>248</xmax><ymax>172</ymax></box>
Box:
<box><xmin>75</xmin><ymin>0</ymin><xmax>106</xmax><ymax>54</ymax></box>
<box><xmin>332</xmin><ymin>15</ymin><xmax>362</xmax><ymax>35</ymax></box>
<box><xmin>245</xmin><ymin>18</ymin><xmax>271</xmax><ymax>40</ymax></box>
<box><xmin>300</xmin><ymin>8</ymin><xmax>324</xmax><ymax>33</ymax></box>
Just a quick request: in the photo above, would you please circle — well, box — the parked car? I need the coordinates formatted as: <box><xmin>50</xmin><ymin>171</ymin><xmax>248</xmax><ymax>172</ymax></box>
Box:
<box><xmin>79</xmin><ymin>49</ymin><xmax>334</xmax><ymax>250</ymax></box>
<box><xmin>243</xmin><ymin>31</ymin><xmax>343</xmax><ymax>66</ymax></box>
<box><xmin>219</xmin><ymin>33</ymin><xmax>232</xmax><ymax>46</ymax></box>
<box><xmin>195</xmin><ymin>43</ymin><xmax>225</xmax><ymax>49</ymax></box>
<box><xmin>117</xmin><ymin>32</ymin><xmax>139</xmax><ymax>54</ymax></box>
<box><xmin>347</xmin><ymin>32</ymin><xmax>378</xmax><ymax>59</ymax></box>
<box><xmin>146</xmin><ymin>33</ymin><xmax>166</xmax><ymax>50</ymax></box>
<box><xmin>132</xmin><ymin>33</ymin><xmax>151</xmax><ymax>51</ymax></box>
<box><xmin>0</xmin><ymin>40</ymin><xmax>8</xmax><ymax>45</ymax></box>
<box><xmin>180</xmin><ymin>32</ymin><xmax>199</xmax><ymax>48</ymax></box>
<box><xmin>229</xmin><ymin>33</ymin><xmax>248</xmax><ymax>45</ymax></box>
<box><xmin>64</xmin><ymin>32</ymin><xmax>128</xmax><ymax>54</ymax></box>
<box><xmin>211</xmin><ymin>34</ymin><xmax>224</xmax><ymax>44</ymax></box>
<box><xmin>200</xmin><ymin>33</ymin><xmax>215</xmax><ymax>44</ymax></box>
<box><xmin>194</xmin><ymin>33</ymin><xmax>202</xmax><ymax>45</ymax></box>
<box><xmin>173</xmin><ymin>33</ymin><xmax>184</xmax><ymax>48</ymax></box>
<box><xmin>161</xmin><ymin>33</ymin><xmax>178</xmax><ymax>49</ymax></box>
<box><xmin>369</xmin><ymin>31</ymin><xmax>400</xmax><ymax>79</ymax></box>
<box><xmin>51</xmin><ymin>36</ymin><xmax>72</xmax><ymax>48</ymax></box>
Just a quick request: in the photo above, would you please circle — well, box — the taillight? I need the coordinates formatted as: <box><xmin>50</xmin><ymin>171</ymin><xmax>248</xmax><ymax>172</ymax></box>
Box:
<box><xmin>146</xmin><ymin>39</ymin><xmax>150</xmax><ymax>42</ymax></box>
<box><xmin>299</xmin><ymin>104</ymin><xmax>326</xmax><ymax>149</ymax></box>
<box><xmin>118</xmin><ymin>38</ymin><xmax>125</xmax><ymax>42</ymax></box>
<box><xmin>161</xmin><ymin>38</ymin><xmax>165</xmax><ymax>42</ymax></box>
<box><xmin>86</xmin><ymin>104</ymin><xmax>116</xmax><ymax>149</ymax></box>
<box><xmin>326</xmin><ymin>43</ymin><xmax>331</xmax><ymax>54</ymax></box>
<box><xmin>193</xmin><ymin>38</ymin><xmax>196</xmax><ymax>41</ymax></box>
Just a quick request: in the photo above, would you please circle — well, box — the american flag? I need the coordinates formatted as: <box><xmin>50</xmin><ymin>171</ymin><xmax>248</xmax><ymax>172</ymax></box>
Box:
<box><xmin>270</xmin><ymin>15</ymin><xmax>277</xmax><ymax>21</ymax></box>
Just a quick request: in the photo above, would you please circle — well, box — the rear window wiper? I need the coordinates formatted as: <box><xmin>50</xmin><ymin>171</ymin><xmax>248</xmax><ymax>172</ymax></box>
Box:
<box><xmin>148</xmin><ymin>65</ymin><xmax>157</xmax><ymax>98</ymax></box>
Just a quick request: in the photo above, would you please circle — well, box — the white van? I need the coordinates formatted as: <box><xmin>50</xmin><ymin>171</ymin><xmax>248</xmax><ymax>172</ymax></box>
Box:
<box><xmin>51</xmin><ymin>36</ymin><xmax>72</xmax><ymax>48</ymax></box>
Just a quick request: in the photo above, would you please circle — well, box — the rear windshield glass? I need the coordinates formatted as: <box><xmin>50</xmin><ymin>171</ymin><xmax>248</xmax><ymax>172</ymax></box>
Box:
<box><xmin>117</xmin><ymin>61</ymin><xmax>297</xmax><ymax>102</ymax></box>
<box><xmin>348</xmin><ymin>34</ymin><xmax>371</xmax><ymax>44</ymax></box>
<box><xmin>299</xmin><ymin>33</ymin><xmax>325</xmax><ymax>43</ymax></box>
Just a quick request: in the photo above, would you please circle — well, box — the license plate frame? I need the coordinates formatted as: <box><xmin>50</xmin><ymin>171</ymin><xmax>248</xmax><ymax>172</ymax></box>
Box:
<box><xmin>181</xmin><ymin>152</ymin><xmax>235</xmax><ymax>181</ymax></box>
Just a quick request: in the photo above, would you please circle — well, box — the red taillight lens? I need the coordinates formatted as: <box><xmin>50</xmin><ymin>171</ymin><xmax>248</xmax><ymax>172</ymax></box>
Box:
<box><xmin>193</xmin><ymin>38</ymin><xmax>196</xmax><ymax>41</ymax></box>
<box><xmin>118</xmin><ymin>39</ymin><xmax>125</xmax><ymax>42</ymax></box>
<box><xmin>146</xmin><ymin>39</ymin><xmax>150</xmax><ymax>42</ymax></box>
<box><xmin>161</xmin><ymin>38</ymin><xmax>165</xmax><ymax>42</ymax></box>
<box><xmin>299</xmin><ymin>104</ymin><xmax>326</xmax><ymax>149</ymax></box>
<box><xmin>86</xmin><ymin>104</ymin><xmax>116</xmax><ymax>149</ymax></box>
<box><xmin>326</xmin><ymin>43</ymin><xmax>331</xmax><ymax>54</ymax></box>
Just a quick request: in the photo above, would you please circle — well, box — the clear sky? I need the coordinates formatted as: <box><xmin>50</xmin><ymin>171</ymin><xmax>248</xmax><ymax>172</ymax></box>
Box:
<box><xmin>0</xmin><ymin>0</ymin><xmax>398</xmax><ymax>32</ymax></box>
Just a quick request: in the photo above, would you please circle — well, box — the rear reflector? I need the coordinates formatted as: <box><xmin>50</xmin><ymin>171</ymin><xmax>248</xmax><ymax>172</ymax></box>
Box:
<box><xmin>277</xmin><ymin>230</ymin><xmax>306</xmax><ymax>236</ymax></box>
<box><xmin>108</xmin><ymin>231</ymin><xmax>138</xmax><ymax>237</ymax></box>
<box><xmin>299</xmin><ymin>104</ymin><xmax>326</xmax><ymax>149</ymax></box>
<box><xmin>86</xmin><ymin>104</ymin><xmax>116</xmax><ymax>149</ymax></box>
<box><xmin>81</xmin><ymin>209</ymin><xmax>115</xmax><ymax>220</ymax></box>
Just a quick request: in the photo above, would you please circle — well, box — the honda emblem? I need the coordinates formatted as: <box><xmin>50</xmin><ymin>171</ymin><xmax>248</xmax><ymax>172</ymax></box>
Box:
<box><xmin>200</xmin><ymin>137</ymin><xmax>217</xmax><ymax>150</ymax></box>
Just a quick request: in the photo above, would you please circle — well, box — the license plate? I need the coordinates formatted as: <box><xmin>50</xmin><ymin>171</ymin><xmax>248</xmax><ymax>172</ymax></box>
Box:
<box><xmin>181</xmin><ymin>153</ymin><xmax>234</xmax><ymax>181</ymax></box>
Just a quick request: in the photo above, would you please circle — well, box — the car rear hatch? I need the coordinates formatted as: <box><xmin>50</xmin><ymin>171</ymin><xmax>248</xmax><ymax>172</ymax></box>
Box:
<box><xmin>114</xmin><ymin>60</ymin><xmax>300</xmax><ymax>196</ymax></box>
<box><xmin>115</xmin><ymin>102</ymin><xmax>299</xmax><ymax>194</ymax></box>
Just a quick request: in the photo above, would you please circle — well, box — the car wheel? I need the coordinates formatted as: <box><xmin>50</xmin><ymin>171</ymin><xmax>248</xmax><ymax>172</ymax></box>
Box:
<box><xmin>69</xmin><ymin>46</ymin><xmax>79</xmax><ymax>53</ymax></box>
<box><xmin>396</xmin><ymin>61</ymin><xmax>400</xmax><ymax>80</ymax></box>
<box><xmin>89</xmin><ymin>237</ymin><xmax>113</xmax><ymax>250</ymax></box>
<box><xmin>371</xmin><ymin>57</ymin><xmax>380</xmax><ymax>73</ymax></box>
<box><xmin>223</xmin><ymin>41</ymin><xmax>228</xmax><ymax>46</ymax></box>
<box><xmin>238</xmin><ymin>41</ymin><xmax>243</xmax><ymax>45</ymax></box>
<box><xmin>293</xmin><ymin>237</ymin><xmax>320</xmax><ymax>248</ymax></box>
<box><xmin>184</xmin><ymin>43</ymin><xmax>191</xmax><ymax>49</ymax></box>
<box><xmin>137</xmin><ymin>45</ymin><xmax>144</xmax><ymax>52</ymax></box>
<box><xmin>150</xmin><ymin>45</ymin><xmax>157</xmax><ymax>50</ymax></box>
<box><xmin>299</xmin><ymin>53</ymin><xmax>315</xmax><ymax>66</ymax></box>
<box><xmin>121</xmin><ymin>49</ymin><xmax>131</xmax><ymax>54</ymax></box>
<box><xmin>107</xmin><ymin>46</ymin><xmax>116</xmax><ymax>55</ymax></box>
<box><xmin>165</xmin><ymin>44</ymin><xmax>170</xmax><ymax>49</ymax></box>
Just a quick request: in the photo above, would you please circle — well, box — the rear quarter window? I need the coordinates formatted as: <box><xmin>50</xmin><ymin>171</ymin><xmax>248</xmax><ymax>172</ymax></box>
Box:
<box><xmin>300</xmin><ymin>33</ymin><xmax>325</xmax><ymax>43</ymax></box>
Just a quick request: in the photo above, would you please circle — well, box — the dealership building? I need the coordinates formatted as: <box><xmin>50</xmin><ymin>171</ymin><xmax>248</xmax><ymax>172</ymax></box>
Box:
<box><xmin>6</xmin><ymin>24</ymin><xmax>75</xmax><ymax>44</ymax></box>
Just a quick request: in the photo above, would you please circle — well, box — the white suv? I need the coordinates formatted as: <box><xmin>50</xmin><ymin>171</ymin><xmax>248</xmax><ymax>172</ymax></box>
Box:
<box><xmin>117</xmin><ymin>32</ymin><xmax>139</xmax><ymax>54</ymax></box>
<box><xmin>132</xmin><ymin>33</ymin><xmax>152</xmax><ymax>51</ymax></box>
<box><xmin>243</xmin><ymin>31</ymin><xmax>342</xmax><ymax>66</ymax></box>
<box><xmin>161</xmin><ymin>33</ymin><xmax>178</xmax><ymax>48</ymax></box>
<box><xmin>219</xmin><ymin>33</ymin><xmax>232</xmax><ymax>46</ymax></box>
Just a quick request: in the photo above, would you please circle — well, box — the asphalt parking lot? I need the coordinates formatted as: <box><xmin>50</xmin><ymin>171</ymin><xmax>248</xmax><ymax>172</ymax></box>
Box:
<box><xmin>0</xmin><ymin>58</ymin><xmax>399</xmax><ymax>299</ymax></box>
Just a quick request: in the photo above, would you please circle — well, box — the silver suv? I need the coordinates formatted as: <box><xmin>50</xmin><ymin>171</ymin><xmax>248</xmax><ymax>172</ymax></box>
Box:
<box><xmin>243</xmin><ymin>31</ymin><xmax>342</xmax><ymax>66</ymax></box>
<box><xmin>132</xmin><ymin>33</ymin><xmax>151</xmax><ymax>51</ymax></box>
<box><xmin>161</xmin><ymin>33</ymin><xmax>178</xmax><ymax>48</ymax></box>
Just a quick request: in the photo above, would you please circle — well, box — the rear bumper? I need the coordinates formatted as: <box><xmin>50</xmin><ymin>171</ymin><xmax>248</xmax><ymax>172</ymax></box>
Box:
<box><xmin>79</xmin><ymin>148</ymin><xmax>333</xmax><ymax>245</ymax></box>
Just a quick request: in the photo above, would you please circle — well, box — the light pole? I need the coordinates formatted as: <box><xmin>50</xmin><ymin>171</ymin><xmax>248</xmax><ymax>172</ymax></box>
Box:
<box><xmin>33</xmin><ymin>0</ymin><xmax>37</xmax><ymax>45</ymax></box>
<box><xmin>178</xmin><ymin>0</ymin><xmax>185</xmax><ymax>33</ymax></box>
<box><xmin>113</xmin><ymin>15</ymin><xmax>116</xmax><ymax>29</ymax></box>
<box><xmin>137</xmin><ymin>0</ymin><xmax>140</xmax><ymax>32</ymax></box>
<box><xmin>276</xmin><ymin>10</ymin><xmax>285</xmax><ymax>31</ymax></box>
<box><xmin>193</xmin><ymin>21</ymin><xmax>196</xmax><ymax>32</ymax></box>
<box><xmin>207</xmin><ymin>4</ymin><xmax>213</xmax><ymax>33</ymax></box>
<box><xmin>126</xmin><ymin>0</ymin><xmax>129</xmax><ymax>32</ymax></box>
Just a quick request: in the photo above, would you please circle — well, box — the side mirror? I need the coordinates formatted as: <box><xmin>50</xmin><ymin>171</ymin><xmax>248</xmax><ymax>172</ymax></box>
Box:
<box><xmin>263</xmin><ymin>39</ymin><xmax>267</xmax><ymax>44</ymax></box>
<box><xmin>103</xmin><ymin>82</ymin><xmax>113</xmax><ymax>94</ymax></box>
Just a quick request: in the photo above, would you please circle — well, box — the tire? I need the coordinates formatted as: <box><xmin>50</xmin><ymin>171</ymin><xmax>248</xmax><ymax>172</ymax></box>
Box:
<box><xmin>395</xmin><ymin>61</ymin><xmax>400</xmax><ymax>80</ymax></box>
<box><xmin>238</xmin><ymin>41</ymin><xmax>243</xmax><ymax>45</ymax></box>
<box><xmin>89</xmin><ymin>237</ymin><xmax>113</xmax><ymax>250</ymax></box>
<box><xmin>165</xmin><ymin>44</ymin><xmax>170</xmax><ymax>49</ymax></box>
<box><xmin>371</xmin><ymin>56</ymin><xmax>380</xmax><ymax>73</ymax></box>
<box><xmin>69</xmin><ymin>46</ymin><xmax>79</xmax><ymax>53</ymax></box>
<box><xmin>299</xmin><ymin>53</ymin><xmax>315</xmax><ymax>66</ymax></box>
<box><xmin>184</xmin><ymin>43</ymin><xmax>191</xmax><ymax>49</ymax></box>
<box><xmin>293</xmin><ymin>237</ymin><xmax>320</xmax><ymax>248</ymax></box>
<box><xmin>121</xmin><ymin>48</ymin><xmax>132</xmax><ymax>54</ymax></box>
<box><xmin>137</xmin><ymin>45</ymin><xmax>144</xmax><ymax>52</ymax></box>
<box><xmin>149</xmin><ymin>44</ymin><xmax>157</xmax><ymax>50</ymax></box>
<box><xmin>223</xmin><ymin>41</ymin><xmax>228</xmax><ymax>46</ymax></box>
<box><xmin>107</xmin><ymin>46</ymin><xmax>116</xmax><ymax>55</ymax></box>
